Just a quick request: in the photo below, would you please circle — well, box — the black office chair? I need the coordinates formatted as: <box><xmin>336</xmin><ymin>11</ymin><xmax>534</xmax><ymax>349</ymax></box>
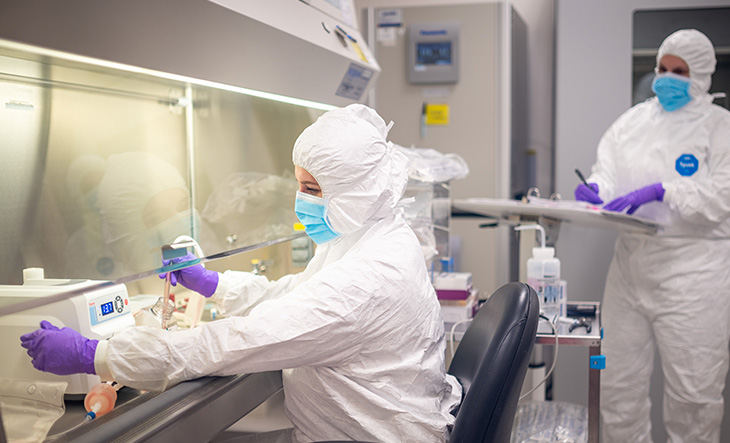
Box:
<box><xmin>447</xmin><ymin>281</ymin><xmax>539</xmax><ymax>443</ymax></box>
<box><xmin>318</xmin><ymin>282</ymin><xmax>539</xmax><ymax>443</ymax></box>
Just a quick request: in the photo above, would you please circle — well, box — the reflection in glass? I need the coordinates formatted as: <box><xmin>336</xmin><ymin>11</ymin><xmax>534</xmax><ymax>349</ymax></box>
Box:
<box><xmin>0</xmin><ymin>39</ymin><xmax>327</xmax><ymax>295</ymax></box>
<box><xmin>97</xmin><ymin>151</ymin><xmax>196</xmax><ymax>275</ymax></box>
<box><xmin>63</xmin><ymin>155</ymin><xmax>114</xmax><ymax>279</ymax></box>
<box><xmin>201</xmin><ymin>172</ymin><xmax>299</xmax><ymax>249</ymax></box>
<box><xmin>192</xmin><ymin>89</ymin><xmax>324</xmax><ymax>253</ymax></box>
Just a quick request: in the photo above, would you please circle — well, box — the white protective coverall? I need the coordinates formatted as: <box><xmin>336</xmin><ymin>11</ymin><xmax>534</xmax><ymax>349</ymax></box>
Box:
<box><xmin>95</xmin><ymin>104</ymin><xmax>462</xmax><ymax>443</ymax></box>
<box><xmin>586</xmin><ymin>30</ymin><xmax>730</xmax><ymax>443</ymax></box>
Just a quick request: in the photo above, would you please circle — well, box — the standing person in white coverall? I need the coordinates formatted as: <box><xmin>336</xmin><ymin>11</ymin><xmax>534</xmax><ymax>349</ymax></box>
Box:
<box><xmin>20</xmin><ymin>104</ymin><xmax>462</xmax><ymax>443</ymax></box>
<box><xmin>574</xmin><ymin>29</ymin><xmax>730</xmax><ymax>442</ymax></box>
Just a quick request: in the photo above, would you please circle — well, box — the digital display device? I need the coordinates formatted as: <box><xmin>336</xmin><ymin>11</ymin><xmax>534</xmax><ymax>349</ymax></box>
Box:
<box><xmin>100</xmin><ymin>301</ymin><xmax>114</xmax><ymax>316</ymax></box>
<box><xmin>416</xmin><ymin>42</ymin><xmax>452</xmax><ymax>65</ymax></box>
<box><xmin>407</xmin><ymin>23</ymin><xmax>459</xmax><ymax>84</ymax></box>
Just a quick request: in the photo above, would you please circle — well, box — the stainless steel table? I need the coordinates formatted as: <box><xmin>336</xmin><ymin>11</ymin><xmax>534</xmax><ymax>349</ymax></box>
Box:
<box><xmin>536</xmin><ymin>302</ymin><xmax>602</xmax><ymax>443</ymax></box>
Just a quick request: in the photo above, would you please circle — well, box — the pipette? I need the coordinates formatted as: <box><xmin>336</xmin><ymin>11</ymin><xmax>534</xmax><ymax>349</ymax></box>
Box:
<box><xmin>162</xmin><ymin>272</ymin><xmax>172</xmax><ymax>330</ymax></box>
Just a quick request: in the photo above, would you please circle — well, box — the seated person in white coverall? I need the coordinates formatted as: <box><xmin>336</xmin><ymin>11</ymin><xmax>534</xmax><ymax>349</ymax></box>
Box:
<box><xmin>574</xmin><ymin>29</ymin><xmax>730</xmax><ymax>443</ymax></box>
<box><xmin>20</xmin><ymin>104</ymin><xmax>462</xmax><ymax>443</ymax></box>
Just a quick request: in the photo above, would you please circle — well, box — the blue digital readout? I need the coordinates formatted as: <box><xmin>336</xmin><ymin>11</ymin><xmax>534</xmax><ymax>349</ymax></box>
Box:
<box><xmin>100</xmin><ymin>301</ymin><xmax>114</xmax><ymax>316</ymax></box>
<box><xmin>417</xmin><ymin>42</ymin><xmax>452</xmax><ymax>66</ymax></box>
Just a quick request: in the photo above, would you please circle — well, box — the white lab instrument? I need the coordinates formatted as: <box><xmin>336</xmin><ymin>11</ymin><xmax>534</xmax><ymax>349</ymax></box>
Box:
<box><xmin>0</xmin><ymin>268</ymin><xmax>134</xmax><ymax>395</ymax></box>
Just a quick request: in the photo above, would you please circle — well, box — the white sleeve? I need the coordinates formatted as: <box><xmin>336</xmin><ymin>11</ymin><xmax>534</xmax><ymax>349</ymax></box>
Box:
<box><xmin>103</xmin><ymin>265</ymin><xmax>364</xmax><ymax>392</ymax></box>
<box><xmin>94</xmin><ymin>339</ymin><xmax>113</xmax><ymax>382</ymax></box>
<box><xmin>209</xmin><ymin>270</ymin><xmax>300</xmax><ymax>317</ymax></box>
<box><xmin>664</xmin><ymin>113</ymin><xmax>730</xmax><ymax>225</ymax></box>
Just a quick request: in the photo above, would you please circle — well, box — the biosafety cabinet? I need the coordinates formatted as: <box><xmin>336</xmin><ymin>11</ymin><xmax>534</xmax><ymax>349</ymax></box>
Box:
<box><xmin>0</xmin><ymin>35</ymin><xmax>302</xmax><ymax>436</ymax></box>
<box><xmin>0</xmin><ymin>1</ymin><xmax>378</xmax><ymax>440</ymax></box>
<box><xmin>0</xmin><ymin>36</ymin><xmax>325</xmax><ymax>289</ymax></box>
<box><xmin>0</xmin><ymin>0</ymin><xmax>381</xmax><ymax>288</ymax></box>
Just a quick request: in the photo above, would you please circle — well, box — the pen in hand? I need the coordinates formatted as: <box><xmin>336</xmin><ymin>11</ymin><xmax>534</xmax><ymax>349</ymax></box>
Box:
<box><xmin>574</xmin><ymin>168</ymin><xmax>603</xmax><ymax>204</ymax></box>
<box><xmin>574</xmin><ymin>168</ymin><xmax>590</xmax><ymax>187</ymax></box>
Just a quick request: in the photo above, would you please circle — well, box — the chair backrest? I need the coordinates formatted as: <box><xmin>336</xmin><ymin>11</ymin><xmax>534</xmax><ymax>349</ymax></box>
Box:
<box><xmin>447</xmin><ymin>282</ymin><xmax>539</xmax><ymax>443</ymax></box>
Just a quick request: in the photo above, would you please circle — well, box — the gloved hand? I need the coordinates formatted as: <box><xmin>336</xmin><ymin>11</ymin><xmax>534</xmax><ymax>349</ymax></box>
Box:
<box><xmin>603</xmin><ymin>183</ymin><xmax>665</xmax><ymax>215</ymax></box>
<box><xmin>574</xmin><ymin>183</ymin><xmax>603</xmax><ymax>204</ymax></box>
<box><xmin>159</xmin><ymin>252</ymin><xmax>219</xmax><ymax>297</ymax></box>
<box><xmin>19</xmin><ymin>321</ymin><xmax>98</xmax><ymax>375</ymax></box>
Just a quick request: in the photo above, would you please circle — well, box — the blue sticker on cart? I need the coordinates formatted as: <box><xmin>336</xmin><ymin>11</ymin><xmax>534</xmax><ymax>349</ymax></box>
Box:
<box><xmin>675</xmin><ymin>154</ymin><xmax>698</xmax><ymax>176</ymax></box>
<box><xmin>590</xmin><ymin>355</ymin><xmax>606</xmax><ymax>370</ymax></box>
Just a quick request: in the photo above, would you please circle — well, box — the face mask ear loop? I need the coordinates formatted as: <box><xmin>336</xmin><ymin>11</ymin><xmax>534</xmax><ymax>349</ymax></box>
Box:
<box><xmin>321</xmin><ymin>198</ymin><xmax>340</xmax><ymax>236</ymax></box>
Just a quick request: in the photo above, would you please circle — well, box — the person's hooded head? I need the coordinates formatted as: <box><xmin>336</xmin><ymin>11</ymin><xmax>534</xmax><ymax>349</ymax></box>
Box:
<box><xmin>292</xmin><ymin>104</ymin><xmax>409</xmax><ymax>243</ymax></box>
<box><xmin>653</xmin><ymin>29</ymin><xmax>716</xmax><ymax>109</ymax></box>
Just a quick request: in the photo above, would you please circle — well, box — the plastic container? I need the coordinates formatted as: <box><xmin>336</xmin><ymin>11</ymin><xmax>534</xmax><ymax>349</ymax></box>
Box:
<box><xmin>84</xmin><ymin>383</ymin><xmax>117</xmax><ymax>418</ymax></box>
<box><xmin>515</xmin><ymin>225</ymin><xmax>562</xmax><ymax>321</ymax></box>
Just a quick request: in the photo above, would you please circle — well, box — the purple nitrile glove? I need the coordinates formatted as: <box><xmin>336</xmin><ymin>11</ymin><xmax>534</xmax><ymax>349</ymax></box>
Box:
<box><xmin>19</xmin><ymin>320</ymin><xmax>98</xmax><ymax>375</ymax></box>
<box><xmin>159</xmin><ymin>252</ymin><xmax>219</xmax><ymax>297</ymax></box>
<box><xmin>574</xmin><ymin>183</ymin><xmax>603</xmax><ymax>204</ymax></box>
<box><xmin>603</xmin><ymin>183</ymin><xmax>665</xmax><ymax>215</ymax></box>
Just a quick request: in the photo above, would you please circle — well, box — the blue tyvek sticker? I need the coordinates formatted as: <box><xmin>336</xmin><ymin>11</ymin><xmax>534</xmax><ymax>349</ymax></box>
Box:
<box><xmin>675</xmin><ymin>154</ymin><xmax>699</xmax><ymax>176</ymax></box>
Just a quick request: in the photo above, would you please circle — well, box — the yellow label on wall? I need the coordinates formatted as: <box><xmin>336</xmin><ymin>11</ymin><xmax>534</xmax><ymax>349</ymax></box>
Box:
<box><xmin>425</xmin><ymin>104</ymin><xmax>449</xmax><ymax>125</ymax></box>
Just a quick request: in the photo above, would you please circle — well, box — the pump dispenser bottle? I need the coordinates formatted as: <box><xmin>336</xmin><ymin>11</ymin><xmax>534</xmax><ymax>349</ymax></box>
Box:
<box><xmin>515</xmin><ymin>224</ymin><xmax>561</xmax><ymax>321</ymax></box>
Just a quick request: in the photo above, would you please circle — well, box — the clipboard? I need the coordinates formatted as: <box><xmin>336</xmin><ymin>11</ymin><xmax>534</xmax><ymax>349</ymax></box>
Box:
<box><xmin>452</xmin><ymin>197</ymin><xmax>659</xmax><ymax>235</ymax></box>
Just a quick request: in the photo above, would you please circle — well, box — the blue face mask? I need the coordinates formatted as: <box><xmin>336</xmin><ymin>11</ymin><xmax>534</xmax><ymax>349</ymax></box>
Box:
<box><xmin>294</xmin><ymin>191</ymin><xmax>341</xmax><ymax>244</ymax></box>
<box><xmin>652</xmin><ymin>73</ymin><xmax>692</xmax><ymax>112</ymax></box>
